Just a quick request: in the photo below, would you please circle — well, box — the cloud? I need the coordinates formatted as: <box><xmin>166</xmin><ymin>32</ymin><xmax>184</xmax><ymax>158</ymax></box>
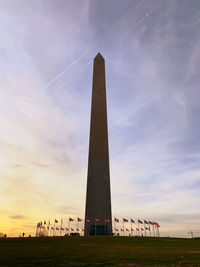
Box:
<box><xmin>9</xmin><ymin>215</ymin><xmax>27</xmax><ymax>220</ymax></box>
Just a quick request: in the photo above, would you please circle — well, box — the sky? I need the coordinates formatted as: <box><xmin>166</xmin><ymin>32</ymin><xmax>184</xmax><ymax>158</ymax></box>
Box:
<box><xmin>0</xmin><ymin>0</ymin><xmax>200</xmax><ymax>237</ymax></box>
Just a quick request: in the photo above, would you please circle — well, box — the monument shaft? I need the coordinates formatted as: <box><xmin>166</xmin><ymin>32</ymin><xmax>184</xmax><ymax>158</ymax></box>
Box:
<box><xmin>85</xmin><ymin>53</ymin><xmax>112</xmax><ymax>235</ymax></box>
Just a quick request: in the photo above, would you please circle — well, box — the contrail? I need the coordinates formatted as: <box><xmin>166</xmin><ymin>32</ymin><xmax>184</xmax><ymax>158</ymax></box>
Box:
<box><xmin>110</xmin><ymin>104</ymin><xmax>145</xmax><ymax>128</ymax></box>
<box><xmin>129</xmin><ymin>0</ymin><xmax>164</xmax><ymax>34</ymax></box>
<box><xmin>105</xmin><ymin>0</ymin><xmax>147</xmax><ymax>35</ymax></box>
<box><xmin>70</xmin><ymin>103</ymin><xmax>146</xmax><ymax>156</ymax></box>
<box><xmin>44</xmin><ymin>48</ymin><xmax>90</xmax><ymax>89</ymax></box>
<box><xmin>8</xmin><ymin>48</ymin><xmax>90</xmax><ymax>120</ymax></box>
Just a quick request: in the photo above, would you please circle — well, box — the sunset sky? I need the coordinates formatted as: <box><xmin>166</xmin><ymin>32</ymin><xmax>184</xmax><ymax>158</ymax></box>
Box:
<box><xmin>1</xmin><ymin>0</ymin><xmax>200</xmax><ymax>237</ymax></box>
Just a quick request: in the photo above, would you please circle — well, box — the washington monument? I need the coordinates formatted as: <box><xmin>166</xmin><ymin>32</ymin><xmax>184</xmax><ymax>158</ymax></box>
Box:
<box><xmin>84</xmin><ymin>53</ymin><xmax>112</xmax><ymax>236</ymax></box>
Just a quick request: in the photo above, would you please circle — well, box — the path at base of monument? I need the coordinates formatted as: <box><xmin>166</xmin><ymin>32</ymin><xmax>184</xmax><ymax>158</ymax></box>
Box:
<box><xmin>0</xmin><ymin>237</ymin><xmax>200</xmax><ymax>266</ymax></box>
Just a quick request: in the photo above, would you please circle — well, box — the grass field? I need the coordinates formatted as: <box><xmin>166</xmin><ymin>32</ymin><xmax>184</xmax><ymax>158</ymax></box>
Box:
<box><xmin>0</xmin><ymin>236</ymin><xmax>200</xmax><ymax>266</ymax></box>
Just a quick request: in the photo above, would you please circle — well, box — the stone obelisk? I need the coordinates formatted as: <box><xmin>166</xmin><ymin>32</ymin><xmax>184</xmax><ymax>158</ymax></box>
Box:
<box><xmin>84</xmin><ymin>53</ymin><xmax>112</xmax><ymax>236</ymax></box>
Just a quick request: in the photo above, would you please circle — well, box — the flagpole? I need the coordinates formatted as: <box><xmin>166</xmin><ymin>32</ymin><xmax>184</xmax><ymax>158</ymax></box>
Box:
<box><xmin>153</xmin><ymin>223</ymin><xmax>155</xmax><ymax>237</ymax></box>
<box><xmin>190</xmin><ymin>231</ymin><xmax>193</xmax><ymax>238</ymax></box>
<box><xmin>50</xmin><ymin>222</ymin><xmax>53</xmax><ymax>236</ymax></box>
<box><xmin>95</xmin><ymin>217</ymin><xmax>96</xmax><ymax>236</ymax></box>
<box><xmin>131</xmin><ymin>219</ymin><xmax>133</xmax><ymax>237</ymax></box>
<box><xmin>39</xmin><ymin>221</ymin><xmax>42</xmax><ymax>237</ymax></box>
<box><xmin>131</xmin><ymin>220</ymin><xmax>134</xmax><ymax>237</ymax></box>
<box><xmin>68</xmin><ymin>218</ymin><xmax>70</xmax><ymax>236</ymax></box>
<box><xmin>36</xmin><ymin>223</ymin><xmax>38</xmax><ymax>237</ymax></box>
<box><xmin>60</xmin><ymin>218</ymin><xmax>61</xmax><ymax>236</ymax></box>
<box><xmin>158</xmin><ymin>225</ymin><xmax>160</xmax><ymax>237</ymax></box>
<box><xmin>48</xmin><ymin>218</ymin><xmax>50</xmax><ymax>237</ymax></box>
<box><xmin>138</xmin><ymin>221</ymin><xmax>140</xmax><ymax>237</ymax></box>
<box><xmin>85</xmin><ymin>218</ymin><xmax>87</xmax><ymax>236</ymax></box>
<box><xmin>134</xmin><ymin>221</ymin><xmax>136</xmax><ymax>237</ymax></box>
<box><xmin>149</xmin><ymin>222</ymin><xmax>151</xmax><ymax>237</ymax></box>
<box><xmin>141</xmin><ymin>222</ymin><xmax>143</xmax><ymax>236</ymax></box>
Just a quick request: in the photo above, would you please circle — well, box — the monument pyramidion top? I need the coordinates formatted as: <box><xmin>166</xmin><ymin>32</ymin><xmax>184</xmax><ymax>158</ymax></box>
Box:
<box><xmin>94</xmin><ymin>52</ymin><xmax>104</xmax><ymax>61</ymax></box>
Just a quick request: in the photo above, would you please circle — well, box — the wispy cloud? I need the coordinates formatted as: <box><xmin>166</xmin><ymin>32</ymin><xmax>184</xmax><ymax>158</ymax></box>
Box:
<box><xmin>9</xmin><ymin>215</ymin><xmax>27</xmax><ymax>220</ymax></box>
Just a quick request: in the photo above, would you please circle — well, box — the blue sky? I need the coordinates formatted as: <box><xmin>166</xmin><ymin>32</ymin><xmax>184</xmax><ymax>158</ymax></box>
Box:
<box><xmin>0</xmin><ymin>0</ymin><xmax>200</xmax><ymax>237</ymax></box>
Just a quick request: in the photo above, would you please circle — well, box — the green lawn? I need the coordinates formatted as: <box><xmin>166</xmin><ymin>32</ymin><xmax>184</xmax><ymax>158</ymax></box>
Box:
<box><xmin>0</xmin><ymin>236</ymin><xmax>200</xmax><ymax>266</ymax></box>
